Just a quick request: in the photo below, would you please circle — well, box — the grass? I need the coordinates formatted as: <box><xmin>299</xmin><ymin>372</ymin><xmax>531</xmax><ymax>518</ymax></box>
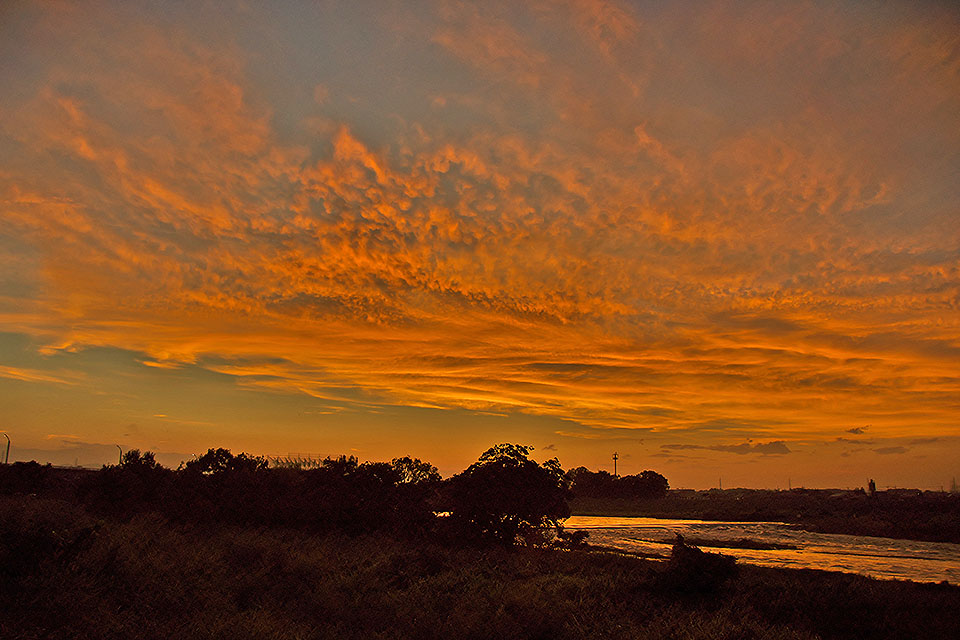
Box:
<box><xmin>3</xmin><ymin>495</ymin><xmax>958</xmax><ymax>640</ymax></box>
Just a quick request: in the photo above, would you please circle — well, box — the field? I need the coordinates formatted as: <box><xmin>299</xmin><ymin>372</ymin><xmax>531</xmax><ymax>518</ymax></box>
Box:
<box><xmin>4</xmin><ymin>494</ymin><xmax>959</xmax><ymax>640</ymax></box>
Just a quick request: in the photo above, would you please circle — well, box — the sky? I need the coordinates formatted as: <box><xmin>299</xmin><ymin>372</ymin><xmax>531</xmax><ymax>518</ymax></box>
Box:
<box><xmin>0</xmin><ymin>0</ymin><xmax>958</xmax><ymax>488</ymax></box>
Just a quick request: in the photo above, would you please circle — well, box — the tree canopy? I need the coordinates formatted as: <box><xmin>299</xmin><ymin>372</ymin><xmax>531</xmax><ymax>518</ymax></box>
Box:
<box><xmin>391</xmin><ymin>456</ymin><xmax>441</xmax><ymax>485</ymax></box>
<box><xmin>447</xmin><ymin>444</ymin><xmax>570</xmax><ymax>546</ymax></box>
<box><xmin>566</xmin><ymin>466</ymin><xmax>668</xmax><ymax>500</ymax></box>
<box><xmin>183</xmin><ymin>448</ymin><xmax>268</xmax><ymax>475</ymax></box>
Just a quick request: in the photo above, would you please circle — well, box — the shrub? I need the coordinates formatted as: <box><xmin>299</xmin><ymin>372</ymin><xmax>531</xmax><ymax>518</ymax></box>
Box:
<box><xmin>555</xmin><ymin>528</ymin><xmax>590</xmax><ymax>549</ymax></box>
<box><xmin>0</xmin><ymin>461</ymin><xmax>57</xmax><ymax>495</ymax></box>
<box><xmin>76</xmin><ymin>450</ymin><xmax>173</xmax><ymax>517</ymax></box>
<box><xmin>0</xmin><ymin>496</ymin><xmax>98</xmax><ymax>595</ymax></box>
<box><xmin>660</xmin><ymin>534</ymin><xmax>738</xmax><ymax>596</ymax></box>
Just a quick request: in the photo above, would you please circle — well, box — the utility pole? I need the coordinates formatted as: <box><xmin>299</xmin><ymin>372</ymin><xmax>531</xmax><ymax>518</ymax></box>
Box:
<box><xmin>2</xmin><ymin>432</ymin><xmax>9</xmax><ymax>464</ymax></box>
<box><xmin>612</xmin><ymin>452</ymin><xmax>618</xmax><ymax>477</ymax></box>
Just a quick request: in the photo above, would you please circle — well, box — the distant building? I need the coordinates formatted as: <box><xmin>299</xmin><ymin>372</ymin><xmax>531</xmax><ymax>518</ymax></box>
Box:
<box><xmin>867</xmin><ymin>479</ymin><xmax>876</xmax><ymax>496</ymax></box>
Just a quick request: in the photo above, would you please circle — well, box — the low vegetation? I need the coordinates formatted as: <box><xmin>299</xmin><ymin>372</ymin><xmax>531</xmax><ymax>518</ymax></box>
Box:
<box><xmin>3</xmin><ymin>494</ymin><xmax>958</xmax><ymax>640</ymax></box>
<box><xmin>2</xmin><ymin>445</ymin><xmax>958</xmax><ymax>639</ymax></box>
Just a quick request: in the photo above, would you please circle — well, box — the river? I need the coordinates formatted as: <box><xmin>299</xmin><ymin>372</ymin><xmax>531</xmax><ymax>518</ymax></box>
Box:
<box><xmin>564</xmin><ymin>515</ymin><xmax>960</xmax><ymax>584</ymax></box>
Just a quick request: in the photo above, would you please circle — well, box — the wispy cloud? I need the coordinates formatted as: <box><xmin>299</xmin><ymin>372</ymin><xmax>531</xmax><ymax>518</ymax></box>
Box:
<box><xmin>0</xmin><ymin>365</ymin><xmax>81</xmax><ymax>386</ymax></box>
<box><xmin>0</xmin><ymin>0</ymin><xmax>958</xmax><ymax>485</ymax></box>
<box><xmin>874</xmin><ymin>446</ymin><xmax>909</xmax><ymax>456</ymax></box>
<box><xmin>661</xmin><ymin>441</ymin><xmax>792</xmax><ymax>455</ymax></box>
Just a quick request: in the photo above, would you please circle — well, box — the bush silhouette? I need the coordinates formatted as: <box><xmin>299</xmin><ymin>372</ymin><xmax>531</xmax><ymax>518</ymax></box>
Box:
<box><xmin>0</xmin><ymin>461</ymin><xmax>57</xmax><ymax>495</ymax></box>
<box><xmin>77</xmin><ymin>449</ymin><xmax>172</xmax><ymax>517</ymax></box>
<box><xmin>661</xmin><ymin>533</ymin><xmax>738</xmax><ymax>596</ymax></box>
<box><xmin>555</xmin><ymin>528</ymin><xmax>590</xmax><ymax>549</ymax></box>
<box><xmin>0</xmin><ymin>497</ymin><xmax>98</xmax><ymax>595</ymax></box>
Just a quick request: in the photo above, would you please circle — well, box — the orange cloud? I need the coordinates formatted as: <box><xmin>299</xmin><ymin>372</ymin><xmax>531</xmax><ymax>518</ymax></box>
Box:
<box><xmin>0</xmin><ymin>0</ymin><xmax>958</xmax><ymax>485</ymax></box>
<box><xmin>0</xmin><ymin>365</ymin><xmax>82</xmax><ymax>386</ymax></box>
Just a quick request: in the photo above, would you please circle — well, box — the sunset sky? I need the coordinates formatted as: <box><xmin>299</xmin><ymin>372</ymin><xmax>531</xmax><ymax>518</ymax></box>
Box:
<box><xmin>1</xmin><ymin>0</ymin><xmax>958</xmax><ymax>488</ymax></box>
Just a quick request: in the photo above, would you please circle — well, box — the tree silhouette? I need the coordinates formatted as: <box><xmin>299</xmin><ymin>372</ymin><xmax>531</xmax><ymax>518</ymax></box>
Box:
<box><xmin>78</xmin><ymin>449</ymin><xmax>170</xmax><ymax>516</ymax></box>
<box><xmin>119</xmin><ymin>449</ymin><xmax>162</xmax><ymax>471</ymax></box>
<box><xmin>448</xmin><ymin>444</ymin><xmax>570</xmax><ymax>546</ymax></box>
<box><xmin>183</xmin><ymin>448</ymin><xmax>267</xmax><ymax>475</ymax></box>
<box><xmin>392</xmin><ymin>456</ymin><xmax>441</xmax><ymax>484</ymax></box>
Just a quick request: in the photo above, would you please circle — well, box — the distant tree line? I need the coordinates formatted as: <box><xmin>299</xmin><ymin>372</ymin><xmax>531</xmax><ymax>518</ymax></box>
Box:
<box><xmin>75</xmin><ymin>448</ymin><xmax>441</xmax><ymax>537</ymax></box>
<box><xmin>566</xmin><ymin>466</ymin><xmax>669</xmax><ymax>500</ymax></box>
<box><xmin>0</xmin><ymin>444</ymin><xmax>603</xmax><ymax>547</ymax></box>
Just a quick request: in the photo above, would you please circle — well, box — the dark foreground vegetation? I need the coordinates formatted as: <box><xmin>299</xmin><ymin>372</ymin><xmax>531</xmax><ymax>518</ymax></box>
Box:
<box><xmin>571</xmin><ymin>488</ymin><xmax>960</xmax><ymax>544</ymax></box>
<box><xmin>2</xmin><ymin>446</ymin><xmax>958</xmax><ymax>639</ymax></box>
<box><xmin>4</xmin><ymin>495</ymin><xmax>959</xmax><ymax>640</ymax></box>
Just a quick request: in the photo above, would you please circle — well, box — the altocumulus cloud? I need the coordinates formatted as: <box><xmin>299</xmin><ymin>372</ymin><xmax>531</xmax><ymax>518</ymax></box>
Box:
<box><xmin>0</xmin><ymin>0</ymin><xmax>957</xmax><ymax>474</ymax></box>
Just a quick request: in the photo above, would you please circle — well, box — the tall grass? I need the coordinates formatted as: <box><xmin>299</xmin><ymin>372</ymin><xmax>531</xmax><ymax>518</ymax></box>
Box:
<box><xmin>3</xmin><ymin>495</ymin><xmax>957</xmax><ymax>640</ymax></box>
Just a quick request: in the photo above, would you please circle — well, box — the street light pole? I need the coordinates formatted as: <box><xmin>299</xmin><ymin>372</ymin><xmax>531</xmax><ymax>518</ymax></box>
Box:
<box><xmin>116</xmin><ymin>444</ymin><xmax>123</xmax><ymax>465</ymax></box>
<box><xmin>612</xmin><ymin>452</ymin><xmax>618</xmax><ymax>478</ymax></box>
<box><xmin>2</xmin><ymin>433</ymin><xmax>9</xmax><ymax>464</ymax></box>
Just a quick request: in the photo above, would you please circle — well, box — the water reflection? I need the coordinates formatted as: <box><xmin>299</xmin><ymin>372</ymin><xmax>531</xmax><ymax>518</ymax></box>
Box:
<box><xmin>565</xmin><ymin>515</ymin><xmax>960</xmax><ymax>583</ymax></box>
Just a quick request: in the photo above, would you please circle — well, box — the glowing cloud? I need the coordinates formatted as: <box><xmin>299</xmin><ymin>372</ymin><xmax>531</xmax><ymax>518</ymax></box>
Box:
<box><xmin>0</xmin><ymin>0</ymin><xmax>958</xmax><ymax>486</ymax></box>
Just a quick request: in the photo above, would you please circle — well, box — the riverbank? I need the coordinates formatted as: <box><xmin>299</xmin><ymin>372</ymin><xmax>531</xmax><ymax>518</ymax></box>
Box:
<box><xmin>570</xmin><ymin>488</ymin><xmax>960</xmax><ymax>543</ymax></box>
<box><xmin>564</xmin><ymin>515</ymin><xmax>960</xmax><ymax>583</ymax></box>
<box><xmin>4</xmin><ymin>495</ymin><xmax>959</xmax><ymax>640</ymax></box>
